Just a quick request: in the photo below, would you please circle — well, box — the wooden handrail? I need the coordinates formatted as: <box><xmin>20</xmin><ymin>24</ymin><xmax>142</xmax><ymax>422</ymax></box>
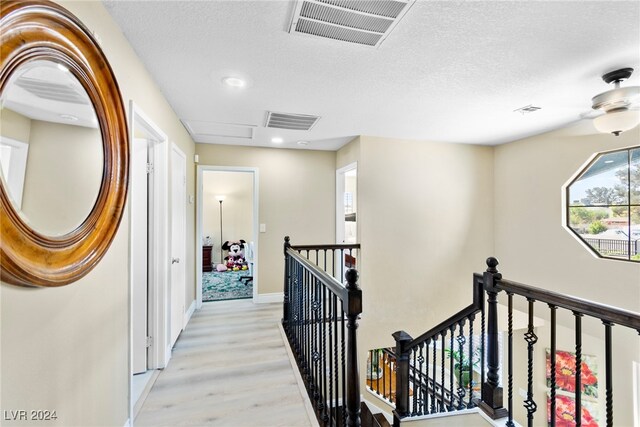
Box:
<box><xmin>286</xmin><ymin>247</ymin><xmax>349</xmax><ymax>302</ymax></box>
<box><xmin>495</xmin><ymin>277</ymin><xmax>640</xmax><ymax>331</ymax></box>
<box><xmin>290</xmin><ymin>243</ymin><xmax>361</xmax><ymax>251</ymax></box>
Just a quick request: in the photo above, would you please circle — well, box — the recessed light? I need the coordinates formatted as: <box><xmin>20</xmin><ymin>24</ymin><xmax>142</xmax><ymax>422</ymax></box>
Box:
<box><xmin>222</xmin><ymin>76</ymin><xmax>246</xmax><ymax>88</ymax></box>
<box><xmin>60</xmin><ymin>114</ymin><xmax>78</xmax><ymax>121</ymax></box>
<box><xmin>297</xmin><ymin>140</ymin><xmax>309</xmax><ymax>146</ymax></box>
<box><xmin>604</xmin><ymin>160</ymin><xmax>614</xmax><ymax>164</ymax></box>
<box><xmin>271</xmin><ymin>137</ymin><xmax>283</xmax><ymax>144</ymax></box>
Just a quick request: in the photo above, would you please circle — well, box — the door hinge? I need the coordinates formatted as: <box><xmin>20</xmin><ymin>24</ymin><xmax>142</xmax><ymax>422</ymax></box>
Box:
<box><xmin>146</xmin><ymin>162</ymin><xmax>154</xmax><ymax>174</ymax></box>
<box><xmin>146</xmin><ymin>336</ymin><xmax>153</xmax><ymax>348</ymax></box>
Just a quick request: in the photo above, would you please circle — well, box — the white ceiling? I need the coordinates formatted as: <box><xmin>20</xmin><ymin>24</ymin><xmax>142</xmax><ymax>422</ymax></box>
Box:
<box><xmin>103</xmin><ymin>0</ymin><xmax>640</xmax><ymax>151</ymax></box>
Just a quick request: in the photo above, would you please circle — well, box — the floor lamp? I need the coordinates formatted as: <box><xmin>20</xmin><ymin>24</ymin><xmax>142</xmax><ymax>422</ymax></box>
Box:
<box><xmin>216</xmin><ymin>195</ymin><xmax>225</xmax><ymax>263</ymax></box>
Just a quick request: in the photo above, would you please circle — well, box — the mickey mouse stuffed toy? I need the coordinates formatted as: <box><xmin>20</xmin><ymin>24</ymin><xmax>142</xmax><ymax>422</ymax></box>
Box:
<box><xmin>222</xmin><ymin>240</ymin><xmax>248</xmax><ymax>271</ymax></box>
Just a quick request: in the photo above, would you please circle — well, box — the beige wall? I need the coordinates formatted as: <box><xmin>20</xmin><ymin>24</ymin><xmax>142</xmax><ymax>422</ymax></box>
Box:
<box><xmin>202</xmin><ymin>171</ymin><xmax>254</xmax><ymax>264</ymax></box>
<box><xmin>21</xmin><ymin>119</ymin><xmax>102</xmax><ymax>236</ymax></box>
<box><xmin>196</xmin><ymin>144</ymin><xmax>336</xmax><ymax>294</ymax></box>
<box><xmin>0</xmin><ymin>108</ymin><xmax>31</xmax><ymax>142</ymax></box>
<box><xmin>354</xmin><ymin>136</ymin><xmax>495</xmax><ymax>382</ymax></box>
<box><xmin>0</xmin><ymin>1</ymin><xmax>196</xmax><ymax>426</ymax></box>
<box><xmin>494</xmin><ymin>124</ymin><xmax>640</xmax><ymax>426</ymax></box>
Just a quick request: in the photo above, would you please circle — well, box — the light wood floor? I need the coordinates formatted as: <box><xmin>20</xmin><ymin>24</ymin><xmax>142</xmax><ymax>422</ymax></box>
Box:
<box><xmin>135</xmin><ymin>300</ymin><xmax>313</xmax><ymax>427</ymax></box>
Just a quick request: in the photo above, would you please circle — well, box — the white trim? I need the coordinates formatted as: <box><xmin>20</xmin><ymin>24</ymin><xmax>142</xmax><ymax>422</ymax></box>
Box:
<box><xmin>127</xmin><ymin>101</ymin><xmax>170</xmax><ymax>427</ymax></box>
<box><xmin>196</xmin><ymin>165</ymin><xmax>259</xmax><ymax>307</ymax></box>
<box><xmin>184</xmin><ymin>300</ymin><xmax>196</xmax><ymax>326</ymax></box>
<box><xmin>254</xmin><ymin>292</ymin><xmax>284</xmax><ymax>304</ymax></box>
<box><xmin>123</xmin><ymin>419</ymin><xmax>131</xmax><ymax>427</ymax></box>
<box><xmin>0</xmin><ymin>136</ymin><xmax>29</xmax><ymax>209</ymax></box>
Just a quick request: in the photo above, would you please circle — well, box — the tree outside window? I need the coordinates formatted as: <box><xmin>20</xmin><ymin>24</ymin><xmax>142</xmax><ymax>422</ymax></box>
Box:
<box><xmin>566</xmin><ymin>146</ymin><xmax>640</xmax><ymax>262</ymax></box>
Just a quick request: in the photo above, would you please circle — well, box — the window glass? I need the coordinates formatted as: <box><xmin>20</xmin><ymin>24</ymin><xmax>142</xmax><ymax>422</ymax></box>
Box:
<box><xmin>566</xmin><ymin>146</ymin><xmax>639</xmax><ymax>262</ymax></box>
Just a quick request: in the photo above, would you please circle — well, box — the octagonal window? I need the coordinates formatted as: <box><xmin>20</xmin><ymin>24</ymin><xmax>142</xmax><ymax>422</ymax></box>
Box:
<box><xmin>566</xmin><ymin>146</ymin><xmax>640</xmax><ymax>262</ymax></box>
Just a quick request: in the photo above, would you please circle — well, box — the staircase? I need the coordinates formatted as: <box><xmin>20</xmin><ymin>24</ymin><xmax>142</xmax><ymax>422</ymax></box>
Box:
<box><xmin>282</xmin><ymin>237</ymin><xmax>640</xmax><ymax>427</ymax></box>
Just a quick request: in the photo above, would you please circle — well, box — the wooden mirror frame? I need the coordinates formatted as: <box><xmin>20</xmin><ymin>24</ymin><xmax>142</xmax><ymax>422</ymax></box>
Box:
<box><xmin>0</xmin><ymin>0</ymin><xmax>129</xmax><ymax>286</ymax></box>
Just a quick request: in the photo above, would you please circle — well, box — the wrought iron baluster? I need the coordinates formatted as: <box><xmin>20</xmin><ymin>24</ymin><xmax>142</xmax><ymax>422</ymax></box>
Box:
<box><xmin>449</xmin><ymin>325</ymin><xmax>455</xmax><ymax>412</ymax></box>
<box><xmin>523</xmin><ymin>298</ymin><xmax>538</xmax><ymax>427</ymax></box>
<box><xmin>549</xmin><ymin>304</ymin><xmax>557</xmax><ymax>427</ymax></box>
<box><xmin>312</xmin><ymin>278</ymin><xmax>319</xmax><ymax>407</ymax></box>
<box><xmin>506</xmin><ymin>294</ymin><xmax>514</xmax><ymax>427</ymax></box>
<box><xmin>411</xmin><ymin>348</ymin><xmax>418</xmax><ymax>416</ymax></box>
<box><xmin>431</xmin><ymin>338</ymin><xmax>437</xmax><ymax>413</ymax></box>
<box><xmin>325</xmin><ymin>292</ymin><xmax>337</xmax><ymax>424</ymax></box>
<box><xmin>424</xmin><ymin>339</ymin><xmax>430</xmax><ymax>414</ymax></box>
<box><xmin>603</xmin><ymin>321</ymin><xmax>613</xmax><ymax>427</ymax></box>
<box><xmin>574</xmin><ymin>312</ymin><xmax>583</xmax><ymax>427</ymax></box>
<box><xmin>321</xmin><ymin>286</ymin><xmax>328</xmax><ymax>424</ymax></box>
<box><xmin>440</xmin><ymin>332</ymin><xmax>445</xmax><ymax>411</ymax></box>
<box><xmin>456</xmin><ymin>320</ymin><xmax>466</xmax><ymax>410</ymax></box>
<box><xmin>333</xmin><ymin>294</ymin><xmax>339</xmax><ymax>426</ymax></box>
<box><xmin>378</xmin><ymin>349</ymin><xmax>387</xmax><ymax>397</ymax></box>
<box><xmin>341</xmin><ymin>299</ymin><xmax>346</xmax><ymax>427</ymax></box>
<box><xmin>468</xmin><ymin>314</ymin><xmax>475</xmax><ymax>408</ymax></box>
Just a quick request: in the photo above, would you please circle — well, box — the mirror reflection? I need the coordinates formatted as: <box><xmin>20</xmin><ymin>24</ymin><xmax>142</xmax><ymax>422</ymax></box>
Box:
<box><xmin>0</xmin><ymin>59</ymin><xmax>103</xmax><ymax>236</ymax></box>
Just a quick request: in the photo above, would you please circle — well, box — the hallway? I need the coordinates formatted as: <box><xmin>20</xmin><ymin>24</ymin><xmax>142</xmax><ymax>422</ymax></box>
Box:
<box><xmin>135</xmin><ymin>300</ymin><xmax>314</xmax><ymax>427</ymax></box>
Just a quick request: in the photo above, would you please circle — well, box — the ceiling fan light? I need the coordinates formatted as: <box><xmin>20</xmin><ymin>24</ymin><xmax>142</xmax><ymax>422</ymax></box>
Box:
<box><xmin>593</xmin><ymin>109</ymin><xmax>640</xmax><ymax>136</ymax></box>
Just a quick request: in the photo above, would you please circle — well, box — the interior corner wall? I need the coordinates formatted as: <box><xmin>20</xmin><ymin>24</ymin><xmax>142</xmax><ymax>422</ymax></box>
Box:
<box><xmin>354</xmin><ymin>135</ymin><xmax>495</xmax><ymax>357</ymax></box>
<box><xmin>0</xmin><ymin>1</ymin><xmax>197</xmax><ymax>426</ymax></box>
<box><xmin>494</xmin><ymin>125</ymin><xmax>640</xmax><ymax>426</ymax></box>
<box><xmin>195</xmin><ymin>144</ymin><xmax>336</xmax><ymax>295</ymax></box>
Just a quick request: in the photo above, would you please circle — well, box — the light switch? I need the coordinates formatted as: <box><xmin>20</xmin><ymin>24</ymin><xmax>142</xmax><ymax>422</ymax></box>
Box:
<box><xmin>260</xmin><ymin>224</ymin><xmax>266</xmax><ymax>233</ymax></box>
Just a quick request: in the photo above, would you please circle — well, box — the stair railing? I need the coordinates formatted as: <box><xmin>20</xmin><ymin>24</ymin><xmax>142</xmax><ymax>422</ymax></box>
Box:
<box><xmin>283</xmin><ymin>236</ymin><xmax>363</xmax><ymax>427</ymax></box>
<box><xmin>392</xmin><ymin>257</ymin><xmax>640</xmax><ymax>427</ymax></box>
<box><xmin>392</xmin><ymin>268</ymin><xmax>486</xmax><ymax>424</ymax></box>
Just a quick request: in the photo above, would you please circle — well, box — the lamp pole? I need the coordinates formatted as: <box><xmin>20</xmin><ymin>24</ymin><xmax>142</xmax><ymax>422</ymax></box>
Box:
<box><xmin>218</xmin><ymin>199</ymin><xmax>223</xmax><ymax>263</ymax></box>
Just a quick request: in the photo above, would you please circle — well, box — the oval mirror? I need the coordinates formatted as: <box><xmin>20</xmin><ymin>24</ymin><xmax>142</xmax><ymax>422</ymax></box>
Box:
<box><xmin>0</xmin><ymin>0</ymin><xmax>129</xmax><ymax>287</ymax></box>
<box><xmin>1</xmin><ymin>59</ymin><xmax>103</xmax><ymax>236</ymax></box>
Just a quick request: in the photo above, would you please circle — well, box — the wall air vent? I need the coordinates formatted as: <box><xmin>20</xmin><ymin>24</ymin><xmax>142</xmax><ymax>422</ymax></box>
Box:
<box><xmin>289</xmin><ymin>0</ymin><xmax>416</xmax><ymax>48</ymax></box>
<box><xmin>265</xmin><ymin>111</ymin><xmax>320</xmax><ymax>130</ymax></box>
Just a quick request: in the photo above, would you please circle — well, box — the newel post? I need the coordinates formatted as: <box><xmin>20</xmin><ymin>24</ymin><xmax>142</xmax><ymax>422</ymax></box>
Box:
<box><xmin>345</xmin><ymin>268</ymin><xmax>362</xmax><ymax>427</ymax></box>
<box><xmin>283</xmin><ymin>236</ymin><xmax>291</xmax><ymax>327</ymax></box>
<box><xmin>392</xmin><ymin>330</ymin><xmax>413</xmax><ymax>427</ymax></box>
<box><xmin>479</xmin><ymin>257</ymin><xmax>508</xmax><ymax>419</ymax></box>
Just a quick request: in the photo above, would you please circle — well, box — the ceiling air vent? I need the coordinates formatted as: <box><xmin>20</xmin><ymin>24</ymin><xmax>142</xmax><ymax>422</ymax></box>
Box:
<box><xmin>289</xmin><ymin>0</ymin><xmax>415</xmax><ymax>48</ymax></box>
<box><xmin>265</xmin><ymin>111</ymin><xmax>320</xmax><ymax>131</ymax></box>
<box><xmin>15</xmin><ymin>77</ymin><xmax>90</xmax><ymax>104</ymax></box>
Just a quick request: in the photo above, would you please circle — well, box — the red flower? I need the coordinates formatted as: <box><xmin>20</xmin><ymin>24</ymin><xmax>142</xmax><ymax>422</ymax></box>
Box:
<box><xmin>547</xmin><ymin>395</ymin><xmax>598</xmax><ymax>427</ymax></box>
<box><xmin>546</xmin><ymin>350</ymin><xmax>597</xmax><ymax>394</ymax></box>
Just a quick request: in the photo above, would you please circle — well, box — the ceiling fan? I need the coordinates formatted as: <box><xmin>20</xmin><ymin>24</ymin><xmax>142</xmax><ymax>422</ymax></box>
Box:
<box><xmin>589</xmin><ymin>67</ymin><xmax>640</xmax><ymax>136</ymax></box>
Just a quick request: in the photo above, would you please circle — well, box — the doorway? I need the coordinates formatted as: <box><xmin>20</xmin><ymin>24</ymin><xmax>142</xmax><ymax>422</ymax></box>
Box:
<box><xmin>128</xmin><ymin>103</ymin><xmax>169</xmax><ymax>422</ymax></box>
<box><xmin>196</xmin><ymin>166</ymin><xmax>259</xmax><ymax>307</ymax></box>
<box><xmin>336</xmin><ymin>163</ymin><xmax>358</xmax><ymax>277</ymax></box>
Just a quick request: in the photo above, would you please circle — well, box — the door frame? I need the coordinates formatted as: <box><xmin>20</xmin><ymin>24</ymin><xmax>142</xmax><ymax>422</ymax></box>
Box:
<box><xmin>128</xmin><ymin>102</ymin><xmax>170</xmax><ymax>423</ymax></box>
<box><xmin>169</xmin><ymin>142</ymin><xmax>187</xmax><ymax>347</ymax></box>
<box><xmin>336</xmin><ymin>162</ymin><xmax>357</xmax><ymax>244</ymax></box>
<box><xmin>196</xmin><ymin>165</ymin><xmax>259</xmax><ymax>307</ymax></box>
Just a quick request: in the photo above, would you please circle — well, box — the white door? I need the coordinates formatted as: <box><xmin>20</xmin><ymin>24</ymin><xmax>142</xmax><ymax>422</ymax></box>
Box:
<box><xmin>131</xmin><ymin>138</ymin><xmax>149</xmax><ymax>374</ymax></box>
<box><xmin>170</xmin><ymin>145</ymin><xmax>186</xmax><ymax>347</ymax></box>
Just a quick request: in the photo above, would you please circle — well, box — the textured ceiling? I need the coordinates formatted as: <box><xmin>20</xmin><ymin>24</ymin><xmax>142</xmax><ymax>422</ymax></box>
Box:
<box><xmin>103</xmin><ymin>0</ymin><xmax>640</xmax><ymax>151</ymax></box>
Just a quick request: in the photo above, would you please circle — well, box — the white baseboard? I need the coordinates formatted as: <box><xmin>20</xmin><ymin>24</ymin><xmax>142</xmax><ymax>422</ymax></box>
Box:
<box><xmin>254</xmin><ymin>292</ymin><xmax>283</xmax><ymax>304</ymax></box>
<box><xmin>184</xmin><ymin>300</ymin><xmax>196</xmax><ymax>326</ymax></box>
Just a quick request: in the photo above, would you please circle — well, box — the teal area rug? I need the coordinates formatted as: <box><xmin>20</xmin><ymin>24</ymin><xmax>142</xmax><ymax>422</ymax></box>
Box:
<box><xmin>202</xmin><ymin>270</ymin><xmax>252</xmax><ymax>302</ymax></box>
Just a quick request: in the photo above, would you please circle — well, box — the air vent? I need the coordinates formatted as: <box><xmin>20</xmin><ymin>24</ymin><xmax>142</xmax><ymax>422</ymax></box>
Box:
<box><xmin>265</xmin><ymin>111</ymin><xmax>320</xmax><ymax>131</ymax></box>
<box><xmin>289</xmin><ymin>0</ymin><xmax>415</xmax><ymax>48</ymax></box>
<box><xmin>15</xmin><ymin>77</ymin><xmax>90</xmax><ymax>105</ymax></box>
<box><xmin>513</xmin><ymin>104</ymin><xmax>542</xmax><ymax>115</ymax></box>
